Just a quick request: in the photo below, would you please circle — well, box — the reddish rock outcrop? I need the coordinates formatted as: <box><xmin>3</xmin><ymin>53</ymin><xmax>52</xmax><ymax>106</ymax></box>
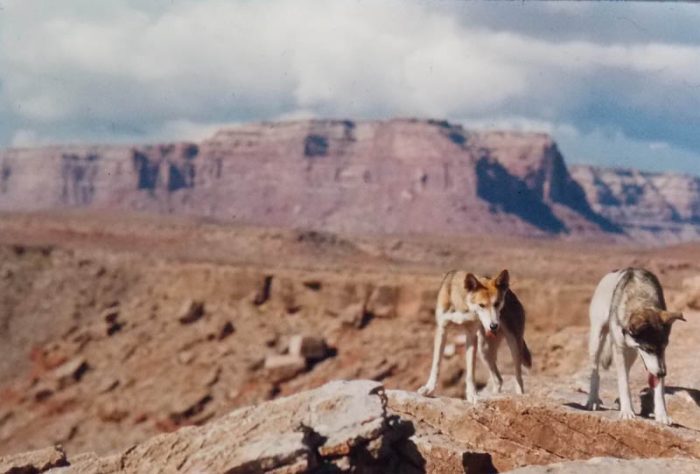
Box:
<box><xmin>2</xmin><ymin>381</ymin><xmax>699</xmax><ymax>473</ymax></box>
<box><xmin>507</xmin><ymin>457</ymin><xmax>700</xmax><ymax>474</ymax></box>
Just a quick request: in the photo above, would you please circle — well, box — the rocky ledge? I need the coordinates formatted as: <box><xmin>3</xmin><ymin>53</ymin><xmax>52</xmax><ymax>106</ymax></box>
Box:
<box><xmin>2</xmin><ymin>380</ymin><xmax>700</xmax><ymax>473</ymax></box>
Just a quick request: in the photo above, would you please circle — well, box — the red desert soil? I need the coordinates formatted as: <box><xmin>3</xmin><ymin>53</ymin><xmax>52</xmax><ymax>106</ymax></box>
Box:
<box><xmin>1</xmin><ymin>211</ymin><xmax>699</xmax><ymax>471</ymax></box>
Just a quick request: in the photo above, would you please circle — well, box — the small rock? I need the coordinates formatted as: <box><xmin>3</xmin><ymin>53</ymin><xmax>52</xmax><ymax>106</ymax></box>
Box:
<box><xmin>178</xmin><ymin>300</ymin><xmax>205</xmax><ymax>324</ymax></box>
<box><xmin>97</xmin><ymin>400</ymin><xmax>129</xmax><ymax>423</ymax></box>
<box><xmin>133</xmin><ymin>413</ymin><xmax>149</xmax><ymax>424</ymax></box>
<box><xmin>247</xmin><ymin>357</ymin><xmax>265</xmax><ymax>372</ymax></box>
<box><xmin>106</xmin><ymin>321</ymin><xmax>123</xmax><ymax>336</ymax></box>
<box><xmin>204</xmin><ymin>366</ymin><xmax>221</xmax><ymax>387</ymax></box>
<box><xmin>169</xmin><ymin>390</ymin><xmax>212</xmax><ymax>424</ymax></box>
<box><xmin>288</xmin><ymin>335</ymin><xmax>328</xmax><ymax>361</ymax></box>
<box><xmin>98</xmin><ymin>377</ymin><xmax>120</xmax><ymax>394</ymax></box>
<box><xmin>441</xmin><ymin>364</ymin><xmax>464</xmax><ymax>389</ymax></box>
<box><xmin>366</xmin><ymin>285</ymin><xmax>398</xmax><ymax>319</ymax></box>
<box><xmin>34</xmin><ymin>387</ymin><xmax>54</xmax><ymax>402</ymax></box>
<box><xmin>264</xmin><ymin>354</ymin><xmax>307</xmax><ymax>383</ymax></box>
<box><xmin>368</xmin><ymin>361</ymin><xmax>398</xmax><ymax>382</ymax></box>
<box><xmin>218</xmin><ymin>321</ymin><xmax>235</xmax><ymax>340</ymax></box>
<box><xmin>53</xmin><ymin>357</ymin><xmax>90</xmax><ymax>389</ymax></box>
<box><xmin>264</xmin><ymin>333</ymin><xmax>279</xmax><ymax>348</ymax></box>
<box><xmin>100</xmin><ymin>307</ymin><xmax>120</xmax><ymax>324</ymax></box>
<box><xmin>178</xmin><ymin>351</ymin><xmax>195</xmax><ymax>365</ymax></box>
<box><xmin>253</xmin><ymin>275</ymin><xmax>273</xmax><ymax>306</ymax></box>
<box><xmin>303</xmin><ymin>280</ymin><xmax>322</xmax><ymax>291</ymax></box>
<box><xmin>340</xmin><ymin>303</ymin><xmax>372</xmax><ymax>329</ymax></box>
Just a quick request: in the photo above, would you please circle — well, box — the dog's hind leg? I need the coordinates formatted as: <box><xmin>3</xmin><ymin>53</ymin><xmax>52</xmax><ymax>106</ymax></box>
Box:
<box><xmin>504</xmin><ymin>330</ymin><xmax>524</xmax><ymax>394</ymax></box>
<box><xmin>465</xmin><ymin>331</ymin><xmax>478</xmax><ymax>403</ymax></box>
<box><xmin>585</xmin><ymin>323</ymin><xmax>608</xmax><ymax>411</ymax></box>
<box><xmin>418</xmin><ymin>319</ymin><xmax>447</xmax><ymax>397</ymax></box>
<box><xmin>478</xmin><ymin>330</ymin><xmax>502</xmax><ymax>394</ymax></box>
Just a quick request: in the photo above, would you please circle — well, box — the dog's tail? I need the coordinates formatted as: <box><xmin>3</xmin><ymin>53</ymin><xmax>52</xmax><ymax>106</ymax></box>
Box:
<box><xmin>600</xmin><ymin>331</ymin><xmax>613</xmax><ymax>370</ymax></box>
<box><xmin>521</xmin><ymin>340</ymin><xmax>532</xmax><ymax>369</ymax></box>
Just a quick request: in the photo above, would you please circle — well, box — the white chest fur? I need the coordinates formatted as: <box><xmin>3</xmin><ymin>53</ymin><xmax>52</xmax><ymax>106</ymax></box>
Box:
<box><xmin>437</xmin><ymin>310</ymin><xmax>478</xmax><ymax>326</ymax></box>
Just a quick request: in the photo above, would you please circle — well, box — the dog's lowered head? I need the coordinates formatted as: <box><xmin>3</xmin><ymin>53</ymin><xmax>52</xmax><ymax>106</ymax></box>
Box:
<box><xmin>623</xmin><ymin>307</ymin><xmax>685</xmax><ymax>386</ymax></box>
<box><xmin>464</xmin><ymin>269</ymin><xmax>510</xmax><ymax>337</ymax></box>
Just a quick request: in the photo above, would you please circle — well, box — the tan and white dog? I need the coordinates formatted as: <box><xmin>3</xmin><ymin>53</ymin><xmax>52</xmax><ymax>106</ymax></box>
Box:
<box><xmin>418</xmin><ymin>269</ymin><xmax>531</xmax><ymax>402</ymax></box>
<box><xmin>586</xmin><ymin>268</ymin><xmax>685</xmax><ymax>424</ymax></box>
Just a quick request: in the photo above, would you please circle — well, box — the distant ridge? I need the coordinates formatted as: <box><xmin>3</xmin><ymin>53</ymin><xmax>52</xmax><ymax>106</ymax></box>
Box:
<box><xmin>0</xmin><ymin>118</ymin><xmax>698</xmax><ymax>243</ymax></box>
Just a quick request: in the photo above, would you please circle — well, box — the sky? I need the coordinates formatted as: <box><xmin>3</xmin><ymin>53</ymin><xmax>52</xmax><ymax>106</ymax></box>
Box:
<box><xmin>0</xmin><ymin>0</ymin><xmax>699</xmax><ymax>175</ymax></box>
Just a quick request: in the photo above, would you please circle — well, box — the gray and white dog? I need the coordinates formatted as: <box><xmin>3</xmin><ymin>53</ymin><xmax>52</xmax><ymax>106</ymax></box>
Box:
<box><xmin>586</xmin><ymin>268</ymin><xmax>685</xmax><ymax>424</ymax></box>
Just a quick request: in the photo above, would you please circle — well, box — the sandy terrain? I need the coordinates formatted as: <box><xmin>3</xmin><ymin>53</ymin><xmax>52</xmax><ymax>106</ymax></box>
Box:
<box><xmin>1</xmin><ymin>211</ymin><xmax>699</xmax><ymax>471</ymax></box>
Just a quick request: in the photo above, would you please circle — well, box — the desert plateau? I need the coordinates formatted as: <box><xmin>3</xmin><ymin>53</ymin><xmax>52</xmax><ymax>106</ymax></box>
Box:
<box><xmin>0</xmin><ymin>120</ymin><xmax>700</xmax><ymax>472</ymax></box>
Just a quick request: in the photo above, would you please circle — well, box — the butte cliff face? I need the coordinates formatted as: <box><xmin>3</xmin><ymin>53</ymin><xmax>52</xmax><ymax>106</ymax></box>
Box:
<box><xmin>0</xmin><ymin>118</ymin><xmax>698</xmax><ymax>242</ymax></box>
<box><xmin>571</xmin><ymin>166</ymin><xmax>700</xmax><ymax>242</ymax></box>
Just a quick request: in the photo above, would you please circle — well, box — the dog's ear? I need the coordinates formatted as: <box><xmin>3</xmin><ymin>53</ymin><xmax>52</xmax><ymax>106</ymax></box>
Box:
<box><xmin>495</xmin><ymin>269</ymin><xmax>509</xmax><ymax>290</ymax></box>
<box><xmin>660</xmin><ymin>310</ymin><xmax>686</xmax><ymax>325</ymax></box>
<box><xmin>464</xmin><ymin>273</ymin><xmax>482</xmax><ymax>292</ymax></box>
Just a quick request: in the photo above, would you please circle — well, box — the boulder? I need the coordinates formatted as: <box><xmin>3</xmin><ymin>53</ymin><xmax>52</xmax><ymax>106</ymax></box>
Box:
<box><xmin>61</xmin><ymin>380</ymin><xmax>427</xmax><ymax>473</ymax></box>
<box><xmin>339</xmin><ymin>303</ymin><xmax>371</xmax><ymax>329</ymax></box>
<box><xmin>52</xmin><ymin>357</ymin><xmax>90</xmax><ymax>390</ymax></box>
<box><xmin>288</xmin><ymin>335</ymin><xmax>328</xmax><ymax>361</ymax></box>
<box><xmin>264</xmin><ymin>354</ymin><xmax>307</xmax><ymax>383</ymax></box>
<box><xmin>178</xmin><ymin>300</ymin><xmax>205</xmax><ymax>324</ymax></box>
<box><xmin>366</xmin><ymin>285</ymin><xmax>398</xmax><ymax>319</ymax></box>
<box><xmin>386</xmin><ymin>389</ymin><xmax>700</xmax><ymax>472</ymax></box>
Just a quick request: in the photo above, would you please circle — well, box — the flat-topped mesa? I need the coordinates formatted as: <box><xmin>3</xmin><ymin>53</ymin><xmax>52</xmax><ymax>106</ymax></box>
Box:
<box><xmin>1</xmin><ymin>118</ymin><xmax>696</xmax><ymax>241</ymax></box>
<box><xmin>203</xmin><ymin>118</ymin><xmax>474</xmax><ymax>163</ymax></box>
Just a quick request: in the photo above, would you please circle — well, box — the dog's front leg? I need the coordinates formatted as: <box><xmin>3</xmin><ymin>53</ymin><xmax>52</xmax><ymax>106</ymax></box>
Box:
<box><xmin>465</xmin><ymin>331</ymin><xmax>478</xmax><ymax>403</ymax></box>
<box><xmin>418</xmin><ymin>320</ymin><xmax>447</xmax><ymax>396</ymax></box>
<box><xmin>614</xmin><ymin>346</ymin><xmax>635</xmax><ymax>420</ymax></box>
<box><xmin>653</xmin><ymin>377</ymin><xmax>672</xmax><ymax>425</ymax></box>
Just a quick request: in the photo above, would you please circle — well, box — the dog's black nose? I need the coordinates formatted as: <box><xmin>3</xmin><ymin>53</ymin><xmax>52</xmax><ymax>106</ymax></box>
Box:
<box><xmin>489</xmin><ymin>323</ymin><xmax>499</xmax><ymax>332</ymax></box>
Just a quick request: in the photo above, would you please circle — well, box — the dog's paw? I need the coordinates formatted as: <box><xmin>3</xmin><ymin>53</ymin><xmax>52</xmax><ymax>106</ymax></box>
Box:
<box><xmin>466</xmin><ymin>391</ymin><xmax>479</xmax><ymax>404</ymax></box>
<box><xmin>618</xmin><ymin>410</ymin><xmax>636</xmax><ymax>421</ymax></box>
<box><xmin>655</xmin><ymin>412</ymin><xmax>673</xmax><ymax>426</ymax></box>
<box><xmin>585</xmin><ymin>398</ymin><xmax>602</xmax><ymax>411</ymax></box>
<box><xmin>417</xmin><ymin>385</ymin><xmax>435</xmax><ymax>397</ymax></box>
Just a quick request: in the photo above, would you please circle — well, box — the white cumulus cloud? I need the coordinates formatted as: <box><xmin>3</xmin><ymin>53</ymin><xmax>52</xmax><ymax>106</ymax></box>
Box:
<box><xmin>0</xmin><ymin>0</ymin><xmax>698</xmax><ymax>174</ymax></box>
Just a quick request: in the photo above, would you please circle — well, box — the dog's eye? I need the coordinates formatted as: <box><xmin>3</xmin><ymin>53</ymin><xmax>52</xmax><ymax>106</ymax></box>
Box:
<box><xmin>479</xmin><ymin>303</ymin><xmax>486</xmax><ymax>308</ymax></box>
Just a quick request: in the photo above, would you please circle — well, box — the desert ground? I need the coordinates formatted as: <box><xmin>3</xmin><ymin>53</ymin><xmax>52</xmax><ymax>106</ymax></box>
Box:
<box><xmin>1</xmin><ymin>211</ymin><xmax>700</xmax><ymax>472</ymax></box>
